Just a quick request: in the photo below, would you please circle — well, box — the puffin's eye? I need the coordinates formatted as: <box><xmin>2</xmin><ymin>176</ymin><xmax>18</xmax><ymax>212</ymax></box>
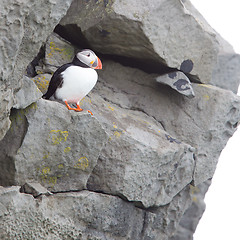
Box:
<box><xmin>87</xmin><ymin>53</ymin><xmax>90</xmax><ymax>57</ymax></box>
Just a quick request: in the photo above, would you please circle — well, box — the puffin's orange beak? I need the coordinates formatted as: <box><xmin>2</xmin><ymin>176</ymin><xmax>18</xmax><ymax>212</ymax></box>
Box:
<box><xmin>94</xmin><ymin>57</ymin><xmax>102</xmax><ymax>69</ymax></box>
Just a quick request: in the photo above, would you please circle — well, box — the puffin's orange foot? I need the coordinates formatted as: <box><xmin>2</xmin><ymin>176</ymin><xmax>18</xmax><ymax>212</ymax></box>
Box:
<box><xmin>64</xmin><ymin>101</ymin><xmax>83</xmax><ymax>112</ymax></box>
<box><xmin>64</xmin><ymin>101</ymin><xmax>93</xmax><ymax>114</ymax></box>
<box><xmin>74</xmin><ymin>104</ymin><xmax>84</xmax><ymax>112</ymax></box>
<box><xmin>87</xmin><ymin>110</ymin><xmax>93</xmax><ymax>115</ymax></box>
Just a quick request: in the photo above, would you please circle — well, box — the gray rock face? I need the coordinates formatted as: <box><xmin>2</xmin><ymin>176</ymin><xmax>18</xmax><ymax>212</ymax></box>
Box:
<box><xmin>86</xmin><ymin>93</ymin><xmax>195</xmax><ymax>208</ymax></box>
<box><xmin>143</xmin><ymin>186</ymin><xmax>192</xmax><ymax>240</ymax></box>
<box><xmin>0</xmin><ymin>87</ymin><xmax>13</xmax><ymax>141</ymax></box>
<box><xmin>13</xmin><ymin>76</ymin><xmax>43</xmax><ymax>109</ymax></box>
<box><xmin>170</xmin><ymin>180</ymin><xmax>211</xmax><ymax>240</ymax></box>
<box><xmin>60</xmin><ymin>0</ymin><xmax>240</xmax><ymax>92</ymax></box>
<box><xmin>45</xmin><ymin>33</ymin><xmax>75</xmax><ymax>70</ymax></box>
<box><xmin>1</xmin><ymin>0</ymin><xmax>240</xmax><ymax>239</ymax></box>
<box><xmin>0</xmin><ymin>0</ymin><xmax>73</xmax><ymax>140</ymax></box>
<box><xmin>183</xmin><ymin>0</ymin><xmax>240</xmax><ymax>93</ymax></box>
<box><xmin>20</xmin><ymin>182</ymin><xmax>52</xmax><ymax>197</ymax></box>
<box><xmin>89</xmin><ymin>60</ymin><xmax>240</xmax><ymax>185</ymax></box>
<box><xmin>1</xmin><ymin>56</ymin><xmax>238</xmax><ymax>239</ymax></box>
<box><xmin>0</xmin><ymin>185</ymin><xmax>191</xmax><ymax>240</ymax></box>
<box><xmin>0</xmin><ymin>99</ymin><xmax>108</xmax><ymax>191</ymax></box>
<box><xmin>31</xmin><ymin>73</ymin><xmax>52</xmax><ymax>95</ymax></box>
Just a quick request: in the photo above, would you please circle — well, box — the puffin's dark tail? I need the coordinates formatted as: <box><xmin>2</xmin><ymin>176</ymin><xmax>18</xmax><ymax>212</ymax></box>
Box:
<box><xmin>42</xmin><ymin>92</ymin><xmax>51</xmax><ymax>99</ymax></box>
<box><xmin>42</xmin><ymin>72</ymin><xmax>64</xmax><ymax>100</ymax></box>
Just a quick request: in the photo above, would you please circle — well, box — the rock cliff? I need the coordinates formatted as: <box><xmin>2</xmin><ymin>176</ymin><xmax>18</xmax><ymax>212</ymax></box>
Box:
<box><xmin>0</xmin><ymin>0</ymin><xmax>240</xmax><ymax>239</ymax></box>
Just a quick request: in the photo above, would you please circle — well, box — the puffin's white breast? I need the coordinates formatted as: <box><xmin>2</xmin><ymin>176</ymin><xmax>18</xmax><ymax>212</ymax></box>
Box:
<box><xmin>55</xmin><ymin>66</ymin><xmax>98</xmax><ymax>103</ymax></box>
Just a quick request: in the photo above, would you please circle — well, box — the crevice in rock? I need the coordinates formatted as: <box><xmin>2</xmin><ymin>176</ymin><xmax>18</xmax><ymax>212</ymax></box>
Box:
<box><xmin>191</xmin><ymin>153</ymin><xmax>198</xmax><ymax>186</ymax></box>
<box><xmin>20</xmin><ymin>188</ymin><xmax>88</xmax><ymax>199</ymax></box>
<box><xmin>99</xmin><ymin>53</ymin><xmax>177</xmax><ymax>75</ymax></box>
<box><xmin>86</xmin><ymin>188</ymin><xmax>165</xmax><ymax>212</ymax></box>
<box><xmin>87</xmin><ymin>181</ymin><xmax>147</xmax><ymax>209</ymax></box>
<box><xmin>130</xmin><ymin>106</ymin><xmax>167</xmax><ymax>131</ymax></box>
<box><xmin>54</xmin><ymin>24</ymin><xmax>188</xmax><ymax>77</ymax></box>
<box><xmin>186</xmin><ymin>73</ymin><xmax>201</xmax><ymax>84</ymax></box>
<box><xmin>54</xmin><ymin>24</ymin><xmax>91</xmax><ymax>49</ymax></box>
<box><xmin>0</xmin><ymin>109</ymin><xmax>29</xmax><ymax>186</ymax></box>
<box><xmin>29</xmin><ymin>24</ymin><xmax>202</xmax><ymax>86</ymax></box>
<box><xmin>33</xmin><ymin>187</ymin><xmax>149</xmax><ymax>210</ymax></box>
<box><xmin>9</xmin><ymin>109</ymin><xmax>29</xmax><ymax>150</ymax></box>
<box><xmin>140</xmin><ymin>211</ymin><xmax>148</xmax><ymax>238</ymax></box>
<box><xmin>48</xmin><ymin>189</ymin><xmax>84</xmax><ymax>195</ymax></box>
<box><xmin>26</xmin><ymin>45</ymin><xmax>46</xmax><ymax>77</ymax></box>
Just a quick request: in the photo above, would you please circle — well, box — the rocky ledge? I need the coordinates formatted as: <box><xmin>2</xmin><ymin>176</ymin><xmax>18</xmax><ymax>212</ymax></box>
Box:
<box><xmin>0</xmin><ymin>0</ymin><xmax>240</xmax><ymax>239</ymax></box>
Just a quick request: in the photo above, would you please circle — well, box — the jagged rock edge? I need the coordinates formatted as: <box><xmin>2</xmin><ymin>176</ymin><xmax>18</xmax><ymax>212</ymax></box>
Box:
<box><xmin>30</xmin><ymin>30</ymin><xmax>231</xmax><ymax>96</ymax></box>
<box><xmin>54</xmin><ymin>25</ymin><xmax>200</xmax><ymax>80</ymax></box>
<box><xmin>19</xmin><ymin>184</ymin><xmax>187</xmax><ymax>215</ymax></box>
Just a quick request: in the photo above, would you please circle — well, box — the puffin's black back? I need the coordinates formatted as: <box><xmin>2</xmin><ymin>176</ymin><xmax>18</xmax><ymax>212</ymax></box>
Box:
<box><xmin>42</xmin><ymin>63</ymin><xmax>72</xmax><ymax>99</ymax></box>
<box><xmin>42</xmin><ymin>56</ymin><xmax>90</xmax><ymax>99</ymax></box>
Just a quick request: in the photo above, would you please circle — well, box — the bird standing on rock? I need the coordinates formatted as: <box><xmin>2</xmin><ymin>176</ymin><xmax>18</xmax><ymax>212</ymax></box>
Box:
<box><xmin>42</xmin><ymin>49</ymin><xmax>102</xmax><ymax>115</ymax></box>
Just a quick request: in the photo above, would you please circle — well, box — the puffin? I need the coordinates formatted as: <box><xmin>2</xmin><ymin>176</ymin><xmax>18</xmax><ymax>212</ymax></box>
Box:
<box><xmin>42</xmin><ymin>49</ymin><xmax>102</xmax><ymax>114</ymax></box>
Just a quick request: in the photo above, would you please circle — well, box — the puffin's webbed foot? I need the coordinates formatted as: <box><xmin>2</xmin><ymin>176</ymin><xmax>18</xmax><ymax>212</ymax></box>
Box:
<box><xmin>87</xmin><ymin>110</ymin><xmax>93</xmax><ymax>115</ymax></box>
<box><xmin>64</xmin><ymin>101</ymin><xmax>83</xmax><ymax>112</ymax></box>
<box><xmin>64</xmin><ymin>101</ymin><xmax>93</xmax><ymax>115</ymax></box>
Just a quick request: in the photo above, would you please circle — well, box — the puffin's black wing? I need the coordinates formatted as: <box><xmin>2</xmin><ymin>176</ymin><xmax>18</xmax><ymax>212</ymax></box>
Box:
<box><xmin>42</xmin><ymin>63</ymin><xmax>72</xmax><ymax>99</ymax></box>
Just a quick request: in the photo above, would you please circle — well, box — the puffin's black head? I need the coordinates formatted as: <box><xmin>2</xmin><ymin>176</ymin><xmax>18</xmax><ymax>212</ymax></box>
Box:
<box><xmin>73</xmin><ymin>49</ymin><xmax>102</xmax><ymax>69</ymax></box>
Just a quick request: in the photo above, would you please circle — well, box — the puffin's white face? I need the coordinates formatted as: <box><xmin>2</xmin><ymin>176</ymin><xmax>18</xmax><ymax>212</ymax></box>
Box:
<box><xmin>76</xmin><ymin>49</ymin><xmax>102</xmax><ymax>69</ymax></box>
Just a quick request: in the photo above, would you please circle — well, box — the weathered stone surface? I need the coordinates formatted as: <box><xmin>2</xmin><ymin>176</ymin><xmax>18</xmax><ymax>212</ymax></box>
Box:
<box><xmin>88</xmin><ymin>60</ymin><xmax>240</xmax><ymax>185</ymax></box>
<box><xmin>59</xmin><ymin>0</ymin><xmax>240</xmax><ymax>92</ymax></box>
<box><xmin>20</xmin><ymin>182</ymin><xmax>52</xmax><ymax>197</ymax></box>
<box><xmin>143</xmin><ymin>186</ymin><xmax>192</xmax><ymax>240</ymax></box>
<box><xmin>1</xmin><ymin>0</ymin><xmax>240</xmax><ymax>239</ymax></box>
<box><xmin>13</xmin><ymin>33</ymin><xmax>196</xmax><ymax>208</ymax></box>
<box><xmin>13</xmin><ymin>76</ymin><xmax>43</xmax><ymax>109</ymax></box>
<box><xmin>87</xmin><ymin>94</ymin><xmax>195</xmax><ymax>208</ymax></box>
<box><xmin>211</xmin><ymin>53</ymin><xmax>240</xmax><ymax>94</ymax></box>
<box><xmin>0</xmin><ymin>99</ymin><xmax>108</xmax><ymax>191</ymax></box>
<box><xmin>6</xmin><ymin>45</ymin><xmax>238</xmax><ymax>239</ymax></box>
<box><xmin>170</xmin><ymin>180</ymin><xmax>211</xmax><ymax>240</ymax></box>
<box><xmin>0</xmin><ymin>186</ymin><xmax>144</xmax><ymax>240</ymax></box>
<box><xmin>45</xmin><ymin>33</ymin><xmax>75</xmax><ymax>69</ymax></box>
<box><xmin>31</xmin><ymin>73</ymin><xmax>52</xmax><ymax>95</ymax></box>
<box><xmin>0</xmin><ymin>185</ymin><xmax>191</xmax><ymax>240</ymax></box>
<box><xmin>0</xmin><ymin>86</ymin><xmax>13</xmax><ymax>141</ymax></box>
<box><xmin>0</xmin><ymin>0</ymin><xmax>73</xmax><ymax>140</ymax></box>
<box><xmin>156</xmin><ymin>71</ymin><xmax>195</xmax><ymax>98</ymax></box>
<box><xmin>0</xmin><ymin>78</ymin><xmax>195</xmax><ymax>208</ymax></box>
<box><xmin>183</xmin><ymin>0</ymin><xmax>240</xmax><ymax>94</ymax></box>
